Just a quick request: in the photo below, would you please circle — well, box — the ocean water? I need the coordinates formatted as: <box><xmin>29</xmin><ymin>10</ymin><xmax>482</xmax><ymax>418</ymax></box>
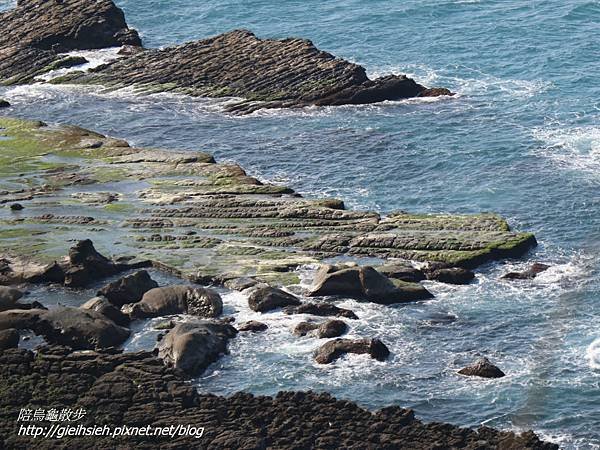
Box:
<box><xmin>1</xmin><ymin>0</ymin><xmax>600</xmax><ymax>447</ymax></box>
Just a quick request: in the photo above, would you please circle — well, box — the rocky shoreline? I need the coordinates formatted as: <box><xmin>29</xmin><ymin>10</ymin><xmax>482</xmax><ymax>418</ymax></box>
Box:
<box><xmin>0</xmin><ymin>1</ymin><xmax>557</xmax><ymax>448</ymax></box>
<box><xmin>0</xmin><ymin>115</ymin><xmax>554</xmax><ymax>448</ymax></box>
<box><xmin>0</xmin><ymin>0</ymin><xmax>452</xmax><ymax>113</ymax></box>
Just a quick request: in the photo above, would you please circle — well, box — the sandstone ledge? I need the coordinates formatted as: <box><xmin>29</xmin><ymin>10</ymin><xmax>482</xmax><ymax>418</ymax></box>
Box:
<box><xmin>0</xmin><ymin>117</ymin><xmax>536</xmax><ymax>286</ymax></box>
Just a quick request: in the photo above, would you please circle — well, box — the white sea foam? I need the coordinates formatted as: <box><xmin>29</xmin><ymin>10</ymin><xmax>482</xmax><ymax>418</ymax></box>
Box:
<box><xmin>36</xmin><ymin>47</ymin><xmax>124</xmax><ymax>82</ymax></box>
<box><xmin>532</xmin><ymin>125</ymin><xmax>600</xmax><ymax>175</ymax></box>
<box><xmin>587</xmin><ymin>339</ymin><xmax>600</xmax><ymax>370</ymax></box>
<box><xmin>368</xmin><ymin>63</ymin><xmax>551</xmax><ymax>100</ymax></box>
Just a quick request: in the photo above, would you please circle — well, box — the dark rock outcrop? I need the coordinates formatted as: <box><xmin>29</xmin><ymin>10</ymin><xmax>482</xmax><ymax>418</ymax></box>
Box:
<box><xmin>97</xmin><ymin>270</ymin><xmax>158</xmax><ymax>307</ymax></box>
<box><xmin>80</xmin><ymin>296</ymin><xmax>130</xmax><ymax>327</ymax></box>
<box><xmin>0</xmin><ymin>328</ymin><xmax>19</xmax><ymax>350</ymax></box>
<box><xmin>0</xmin><ymin>307</ymin><xmax>129</xmax><ymax>350</ymax></box>
<box><xmin>127</xmin><ymin>285</ymin><xmax>223</xmax><ymax>319</ymax></box>
<box><xmin>309</xmin><ymin>264</ymin><xmax>433</xmax><ymax>304</ymax></box>
<box><xmin>223</xmin><ymin>276</ymin><xmax>260</xmax><ymax>291</ymax></box>
<box><xmin>377</xmin><ymin>262</ymin><xmax>426</xmax><ymax>282</ymax></box>
<box><xmin>237</xmin><ymin>320</ymin><xmax>268</xmax><ymax>332</ymax></box>
<box><xmin>9</xmin><ymin>203</ymin><xmax>23</xmax><ymax>211</ymax></box>
<box><xmin>284</xmin><ymin>302</ymin><xmax>358</xmax><ymax>319</ymax></box>
<box><xmin>0</xmin><ymin>346</ymin><xmax>556</xmax><ymax>449</ymax></box>
<box><xmin>502</xmin><ymin>263</ymin><xmax>550</xmax><ymax>280</ymax></box>
<box><xmin>248</xmin><ymin>286</ymin><xmax>301</xmax><ymax>313</ymax></box>
<box><xmin>0</xmin><ymin>1</ymin><xmax>451</xmax><ymax>112</ymax></box>
<box><xmin>294</xmin><ymin>319</ymin><xmax>347</xmax><ymax>338</ymax></box>
<box><xmin>0</xmin><ymin>99</ymin><xmax>10</xmax><ymax>108</ymax></box>
<box><xmin>157</xmin><ymin>321</ymin><xmax>237</xmax><ymax>376</ymax></box>
<box><xmin>458</xmin><ymin>357</ymin><xmax>506</xmax><ymax>379</ymax></box>
<box><xmin>63</xmin><ymin>30</ymin><xmax>452</xmax><ymax>114</ymax></box>
<box><xmin>314</xmin><ymin>338</ymin><xmax>390</xmax><ymax>364</ymax></box>
<box><xmin>0</xmin><ymin>0</ymin><xmax>141</xmax><ymax>85</ymax></box>
<box><xmin>426</xmin><ymin>266</ymin><xmax>476</xmax><ymax>285</ymax></box>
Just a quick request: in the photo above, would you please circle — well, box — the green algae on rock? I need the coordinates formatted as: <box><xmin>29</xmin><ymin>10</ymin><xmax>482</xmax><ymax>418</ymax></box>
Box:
<box><xmin>0</xmin><ymin>116</ymin><xmax>536</xmax><ymax>286</ymax></box>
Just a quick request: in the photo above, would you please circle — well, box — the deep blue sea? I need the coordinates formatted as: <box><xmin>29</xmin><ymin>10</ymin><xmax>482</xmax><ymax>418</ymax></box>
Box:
<box><xmin>1</xmin><ymin>0</ymin><xmax>599</xmax><ymax>447</ymax></box>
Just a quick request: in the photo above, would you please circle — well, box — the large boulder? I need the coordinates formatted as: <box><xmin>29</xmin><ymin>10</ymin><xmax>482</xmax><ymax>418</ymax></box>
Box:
<box><xmin>248</xmin><ymin>286</ymin><xmax>301</xmax><ymax>313</ymax></box>
<box><xmin>80</xmin><ymin>296</ymin><xmax>130</xmax><ymax>327</ymax></box>
<box><xmin>0</xmin><ymin>328</ymin><xmax>19</xmax><ymax>350</ymax></box>
<box><xmin>284</xmin><ymin>302</ymin><xmax>358</xmax><ymax>320</ymax></box>
<box><xmin>309</xmin><ymin>265</ymin><xmax>433</xmax><ymax>304</ymax></box>
<box><xmin>128</xmin><ymin>285</ymin><xmax>223</xmax><ymax>319</ymax></box>
<box><xmin>63</xmin><ymin>239</ymin><xmax>124</xmax><ymax>287</ymax></box>
<box><xmin>502</xmin><ymin>263</ymin><xmax>550</xmax><ymax>280</ymax></box>
<box><xmin>158</xmin><ymin>321</ymin><xmax>237</xmax><ymax>377</ymax></box>
<box><xmin>0</xmin><ymin>307</ymin><xmax>129</xmax><ymax>350</ymax></box>
<box><xmin>314</xmin><ymin>338</ymin><xmax>390</xmax><ymax>364</ymax></box>
<box><xmin>97</xmin><ymin>270</ymin><xmax>158</xmax><ymax>307</ymax></box>
<box><xmin>458</xmin><ymin>357</ymin><xmax>505</xmax><ymax>379</ymax></box>
<box><xmin>0</xmin><ymin>286</ymin><xmax>24</xmax><ymax>311</ymax></box>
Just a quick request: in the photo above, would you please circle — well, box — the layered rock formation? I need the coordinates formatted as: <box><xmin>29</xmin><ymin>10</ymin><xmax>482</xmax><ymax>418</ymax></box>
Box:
<box><xmin>0</xmin><ymin>0</ymin><xmax>451</xmax><ymax>113</ymax></box>
<box><xmin>0</xmin><ymin>346</ymin><xmax>557</xmax><ymax>449</ymax></box>
<box><xmin>0</xmin><ymin>0</ymin><xmax>140</xmax><ymax>85</ymax></box>
<box><xmin>0</xmin><ymin>118</ymin><xmax>536</xmax><ymax>288</ymax></box>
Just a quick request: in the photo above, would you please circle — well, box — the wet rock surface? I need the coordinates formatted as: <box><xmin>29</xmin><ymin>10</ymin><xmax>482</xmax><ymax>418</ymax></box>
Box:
<box><xmin>97</xmin><ymin>270</ymin><xmax>158</xmax><ymax>307</ymax></box>
<box><xmin>294</xmin><ymin>319</ymin><xmax>347</xmax><ymax>338</ymax></box>
<box><xmin>0</xmin><ymin>99</ymin><xmax>10</xmax><ymax>108</ymax></box>
<box><xmin>314</xmin><ymin>338</ymin><xmax>391</xmax><ymax>364</ymax></box>
<box><xmin>284</xmin><ymin>302</ymin><xmax>359</xmax><ymax>319</ymax></box>
<box><xmin>0</xmin><ymin>306</ymin><xmax>129</xmax><ymax>350</ymax></box>
<box><xmin>128</xmin><ymin>285</ymin><xmax>223</xmax><ymax>319</ymax></box>
<box><xmin>80</xmin><ymin>296</ymin><xmax>130</xmax><ymax>327</ymax></box>
<box><xmin>0</xmin><ymin>286</ymin><xmax>24</xmax><ymax>311</ymax></box>
<box><xmin>237</xmin><ymin>320</ymin><xmax>268</xmax><ymax>332</ymax></box>
<box><xmin>0</xmin><ymin>328</ymin><xmax>19</xmax><ymax>350</ymax></box>
<box><xmin>0</xmin><ymin>346</ymin><xmax>556</xmax><ymax>449</ymax></box>
<box><xmin>157</xmin><ymin>321</ymin><xmax>237</xmax><ymax>377</ymax></box>
<box><xmin>248</xmin><ymin>286</ymin><xmax>302</xmax><ymax>312</ymax></box>
<box><xmin>309</xmin><ymin>264</ymin><xmax>433</xmax><ymax>304</ymax></box>
<box><xmin>502</xmin><ymin>263</ymin><xmax>550</xmax><ymax>280</ymax></box>
<box><xmin>458</xmin><ymin>357</ymin><xmax>506</xmax><ymax>379</ymax></box>
<box><xmin>426</xmin><ymin>266</ymin><xmax>476</xmax><ymax>285</ymax></box>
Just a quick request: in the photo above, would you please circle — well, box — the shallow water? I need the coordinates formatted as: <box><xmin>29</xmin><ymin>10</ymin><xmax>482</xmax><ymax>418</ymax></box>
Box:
<box><xmin>1</xmin><ymin>0</ymin><xmax>599</xmax><ymax>447</ymax></box>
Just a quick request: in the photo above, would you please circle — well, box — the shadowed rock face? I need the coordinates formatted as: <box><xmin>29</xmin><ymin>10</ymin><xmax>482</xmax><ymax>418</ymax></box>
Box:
<box><xmin>0</xmin><ymin>0</ymin><xmax>141</xmax><ymax>84</ymax></box>
<box><xmin>0</xmin><ymin>347</ymin><xmax>557</xmax><ymax>449</ymax></box>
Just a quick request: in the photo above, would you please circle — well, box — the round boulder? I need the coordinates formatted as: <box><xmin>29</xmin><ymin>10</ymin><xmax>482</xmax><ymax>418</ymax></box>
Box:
<box><xmin>248</xmin><ymin>286</ymin><xmax>301</xmax><ymax>313</ymax></box>
<box><xmin>128</xmin><ymin>285</ymin><xmax>223</xmax><ymax>319</ymax></box>
<box><xmin>458</xmin><ymin>357</ymin><xmax>505</xmax><ymax>378</ymax></box>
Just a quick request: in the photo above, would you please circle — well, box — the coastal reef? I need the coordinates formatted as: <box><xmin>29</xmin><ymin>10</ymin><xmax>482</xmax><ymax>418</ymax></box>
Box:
<box><xmin>0</xmin><ymin>0</ymin><xmax>452</xmax><ymax>113</ymax></box>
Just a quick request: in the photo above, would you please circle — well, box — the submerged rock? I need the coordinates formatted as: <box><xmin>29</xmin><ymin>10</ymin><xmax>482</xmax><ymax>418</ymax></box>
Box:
<box><xmin>248</xmin><ymin>286</ymin><xmax>301</xmax><ymax>313</ymax></box>
<box><xmin>0</xmin><ymin>307</ymin><xmax>129</xmax><ymax>350</ymax></box>
<box><xmin>97</xmin><ymin>270</ymin><xmax>158</xmax><ymax>307</ymax></box>
<box><xmin>502</xmin><ymin>263</ymin><xmax>550</xmax><ymax>280</ymax></box>
<box><xmin>0</xmin><ymin>99</ymin><xmax>10</xmax><ymax>108</ymax></box>
<box><xmin>223</xmin><ymin>277</ymin><xmax>260</xmax><ymax>291</ymax></box>
<box><xmin>158</xmin><ymin>321</ymin><xmax>237</xmax><ymax>377</ymax></box>
<box><xmin>314</xmin><ymin>338</ymin><xmax>390</xmax><ymax>364</ymax></box>
<box><xmin>128</xmin><ymin>285</ymin><xmax>223</xmax><ymax>319</ymax></box>
<box><xmin>309</xmin><ymin>264</ymin><xmax>433</xmax><ymax>304</ymax></box>
<box><xmin>80</xmin><ymin>296</ymin><xmax>130</xmax><ymax>327</ymax></box>
<box><xmin>458</xmin><ymin>357</ymin><xmax>506</xmax><ymax>379</ymax></box>
<box><xmin>237</xmin><ymin>320</ymin><xmax>268</xmax><ymax>332</ymax></box>
<box><xmin>9</xmin><ymin>203</ymin><xmax>23</xmax><ymax>211</ymax></box>
<box><xmin>0</xmin><ymin>328</ymin><xmax>19</xmax><ymax>350</ymax></box>
<box><xmin>284</xmin><ymin>302</ymin><xmax>358</xmax><ymax>320</ymax></box>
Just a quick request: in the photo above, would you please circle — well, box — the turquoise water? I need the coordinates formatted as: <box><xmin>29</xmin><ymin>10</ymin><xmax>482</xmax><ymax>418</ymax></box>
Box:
<box><xmin>1</xmin><ymin>0</ymin><xmax>599</xmax><ymax>447</ymax></box>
